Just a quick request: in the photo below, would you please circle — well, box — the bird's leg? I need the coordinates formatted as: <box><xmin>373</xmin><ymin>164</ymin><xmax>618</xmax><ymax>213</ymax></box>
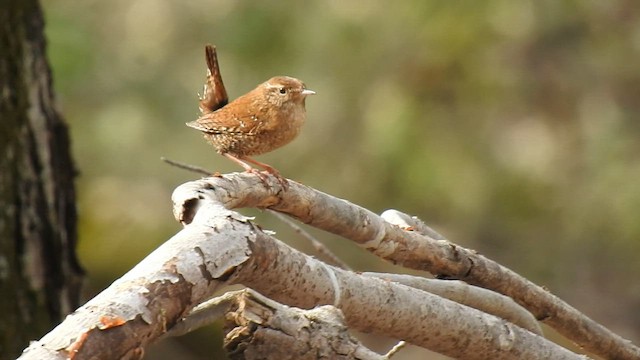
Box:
<box><xmin>241</xmin><ymin>156</ymin><xmax>289</xmax><ymax>189</ymax></box>
<box><xmin>223</xmin><ymin>153</ymin><xmax>271</xmax><ymax>186</ymax></box>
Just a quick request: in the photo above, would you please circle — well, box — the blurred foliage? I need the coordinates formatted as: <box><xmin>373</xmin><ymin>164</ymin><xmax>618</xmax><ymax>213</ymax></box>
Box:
<box><xmin>42</xmin><ymin>0</ymin><xmax>640</xmax><ymax>358</ymax></box>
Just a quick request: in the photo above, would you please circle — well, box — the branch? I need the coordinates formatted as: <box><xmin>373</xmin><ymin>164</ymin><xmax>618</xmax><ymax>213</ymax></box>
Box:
<box><xmin>363</xmin><ymin>273</ymin><xmax>543</xmax><ymax>336</ymax></box>
<box><xmin>222</xmin><ymin>289</ymin><xmax>383</xmax><ymax>360</ymax></box>
<box><xmin>18</xmin><ymin>173</ymin><xmax>585</xmax><ymax>360</ymax></box>
<box><xmin>162</xmin><ymin>291</ymin><xmax>239</xmax><ymax>339</ymax></box>
<box><xmin>160</xmin><ymin>157</ymin><xmax>211</xmax><ymax>177</ymax></box>
<box><xmin>165</xmin><ymin>289</ymin><xmax>384</xmax><ymax>359</ymax></box>
<box><xmin>171</xmin><ymin>173</ymin><xmax>637</xmax><ymax>360</ymax></box>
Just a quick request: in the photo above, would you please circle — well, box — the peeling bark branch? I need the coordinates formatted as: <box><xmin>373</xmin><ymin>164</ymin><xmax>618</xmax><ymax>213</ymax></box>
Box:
<box><xmin>171</xmin><ymin>173</ymin><xmax>636</xmax><ymax>360</ymax></box>
<box><xmin>19</xmin><ymin>172</ymin><xmax>636</xmax><ymax>359</ymax></box>
<box><xmin>18</xmin><ymin>223</ymin><xmax>235</xmax><ymax>360</ymax></box>
<box><xmin>219</xmin><ymin>217</ymin><xmax>581</xmax><ymax>359</ymax></box>
<box><xmin>169</xmin><ymin>274</ymin><xmax>543</xmax><ymax>356</ymax></box>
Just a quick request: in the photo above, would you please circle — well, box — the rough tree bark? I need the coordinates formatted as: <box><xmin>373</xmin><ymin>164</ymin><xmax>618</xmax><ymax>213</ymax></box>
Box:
<box><xmin>0</xmin><ymin>0</ymin><xmax>83</xmax><ymax>358</ymax></box>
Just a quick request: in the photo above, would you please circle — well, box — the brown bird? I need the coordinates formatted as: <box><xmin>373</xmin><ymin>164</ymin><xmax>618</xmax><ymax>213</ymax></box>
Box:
<box><xmin>187</xmin><ymin>74</ymin><xmax>315</xmax><ymax>186</ymax></box>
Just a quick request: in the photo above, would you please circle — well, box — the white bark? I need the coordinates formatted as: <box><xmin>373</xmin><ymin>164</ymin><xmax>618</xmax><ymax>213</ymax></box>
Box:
<box><xmin>18</xmin><ymin>172</ymin><xmax>637</xmax><ymax>359</ymax></box>
<box><xmin>217</xmin><ymin>289</ymin><xmax>384</xmax><ymax>360</ymax></box>
<box><xmin>362</xmin><ymin>273</ymin><xmax>543</xmax><ymax>336</ymax></box>
<box><xmin>172</xmin><ymin>173</ymin><xmax>637</xmax><ymax>360</ymax></box>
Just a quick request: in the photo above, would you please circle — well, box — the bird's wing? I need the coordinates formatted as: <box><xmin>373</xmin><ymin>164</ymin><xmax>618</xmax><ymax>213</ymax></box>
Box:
<box><xmin>186</xmin><ymin>107</ymin><xmax>264</xmax><ymax>135</ymax></box>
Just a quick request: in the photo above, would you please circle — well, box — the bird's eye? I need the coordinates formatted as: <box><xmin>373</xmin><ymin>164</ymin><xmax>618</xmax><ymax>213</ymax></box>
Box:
<box><xmin>279</xmin><ymin>87</ymin><xmax>287</xmax><ymax>95</ymax></box>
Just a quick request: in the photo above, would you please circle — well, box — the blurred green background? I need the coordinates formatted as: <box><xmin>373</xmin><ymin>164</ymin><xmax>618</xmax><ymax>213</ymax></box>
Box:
<box><xmin>43</xmin><ymin>0</ymin><xmax>640</xmax><ymax>358</ymax></box>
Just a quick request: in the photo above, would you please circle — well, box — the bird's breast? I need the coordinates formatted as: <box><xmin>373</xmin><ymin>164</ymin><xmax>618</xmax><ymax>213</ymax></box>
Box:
<box><xmin>243</xmin><ymin>104</ymin><xmax>306</xmax><ymax>155</ymax></box>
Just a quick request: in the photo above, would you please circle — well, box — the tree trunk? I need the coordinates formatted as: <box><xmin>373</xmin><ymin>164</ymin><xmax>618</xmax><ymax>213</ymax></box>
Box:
<box><xmin>0</xmin><ymin>0</ymin><xmax>83</xmax><ymax>358</ymax></box>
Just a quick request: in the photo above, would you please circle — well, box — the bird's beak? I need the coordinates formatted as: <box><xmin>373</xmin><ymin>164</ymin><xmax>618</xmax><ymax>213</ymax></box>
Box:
<box><xmin>301</xmin><ymin>89</ymin><xmax>316</xmax><ymax>96</ymax></box>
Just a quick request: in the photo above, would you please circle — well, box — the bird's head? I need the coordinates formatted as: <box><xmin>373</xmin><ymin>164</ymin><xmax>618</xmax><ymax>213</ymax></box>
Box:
<box><xmin>262</xmin><ymin>76</ymin><xmax>315</xmax><ymax>107</ymax></box>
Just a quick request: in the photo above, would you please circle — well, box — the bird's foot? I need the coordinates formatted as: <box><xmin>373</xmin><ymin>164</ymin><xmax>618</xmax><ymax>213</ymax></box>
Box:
<box><xmin>246</xmin><ymin>168</ymin><xmax>271</xmax><ymax>187</ymax></box>
<box><xmin>245</xmin><ymin>168</ymin><xmax>289</xmax><ymax>190</ymax></box>
<box><xmin>270</xmin><ymin>172</ymin><xmax>290</xmax><ymax>190</ymax></box>
<box><xmin>261</xmin><ymin>166</ymin><xmax>289</xmax><ymax>190</ymax></box>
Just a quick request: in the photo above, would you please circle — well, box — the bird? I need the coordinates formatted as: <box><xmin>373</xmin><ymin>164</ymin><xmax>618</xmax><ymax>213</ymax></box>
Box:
<box><xmin>187</xmin><ymin>48</ymin><xmax>315</xmax><ymax>187</ymax></box>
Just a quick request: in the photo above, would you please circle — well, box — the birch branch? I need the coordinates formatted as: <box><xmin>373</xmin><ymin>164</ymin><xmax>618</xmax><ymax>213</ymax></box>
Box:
<box><xmin>169</xmin><ymin>274</ymin><xmax>543</xmax><ymax>348</ymax></box>
<box><xmin>362</xmin><ymin>273</ymin><xmax>543</xmax><ymax>336</ymax></box>
<box><xmin>171</xmin><ymin>173</ymin><xmax>638</xmax><ymax>360</ymax></box>
<box><xmin>18</xmin><ymin>173</ymin><xmax>586</xmax><ymax>360</ymax></box>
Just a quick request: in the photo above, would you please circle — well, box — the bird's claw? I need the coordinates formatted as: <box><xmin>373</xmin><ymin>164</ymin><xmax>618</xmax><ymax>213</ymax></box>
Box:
<box><xmin>246</xmin><ymin>168</ymin><xmax>289</xmax><ymax>190</ymax></box>
<box><xmin>271</xmin><ymin>173</ymin><xmax>290</xmax><ymax>190</ymax></box>
<box><xmin>262</xmin><ymin>167</ymin><xmax>289</xmax><ymax>190</ymax></box>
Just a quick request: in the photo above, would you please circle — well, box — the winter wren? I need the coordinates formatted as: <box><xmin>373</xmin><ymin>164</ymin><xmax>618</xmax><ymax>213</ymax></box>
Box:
<box><xmin>187</xmin><ymin>75</ymin><xmax>315</xmax><ymax>184</ymax></box>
